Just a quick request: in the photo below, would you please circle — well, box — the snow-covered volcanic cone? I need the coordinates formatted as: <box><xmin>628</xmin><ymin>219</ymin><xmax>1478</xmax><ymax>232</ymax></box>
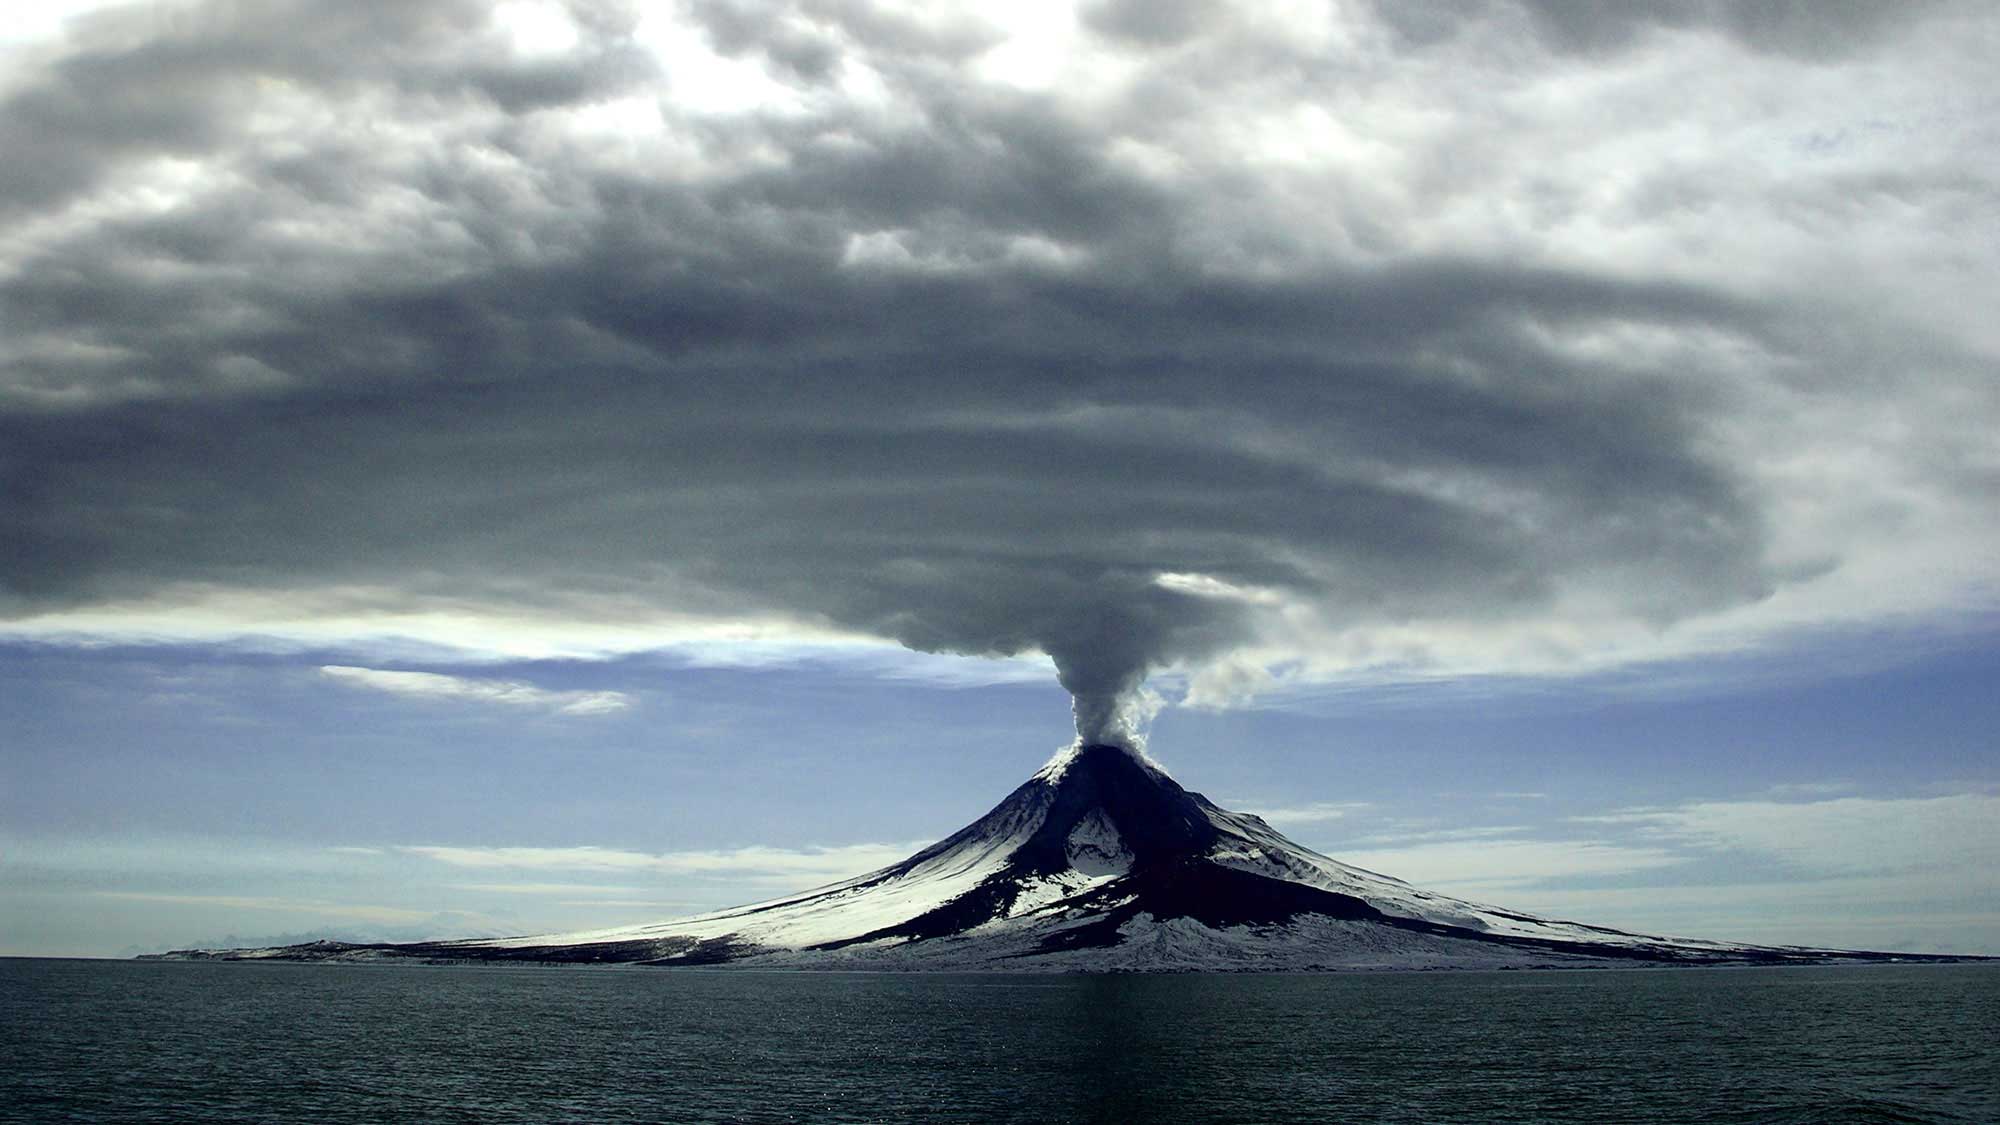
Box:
<box><xmin>151</xmin><ymin>745</ymin><xmax>1975</xmax><ymax>970</ymax></box>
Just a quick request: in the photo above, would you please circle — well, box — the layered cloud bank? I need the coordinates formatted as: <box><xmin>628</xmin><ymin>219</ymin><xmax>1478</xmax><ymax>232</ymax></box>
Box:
<box><xmin>3</xmin><ymin>0</ymin><xmax>1996</xmax><ymax>736</ymax></box>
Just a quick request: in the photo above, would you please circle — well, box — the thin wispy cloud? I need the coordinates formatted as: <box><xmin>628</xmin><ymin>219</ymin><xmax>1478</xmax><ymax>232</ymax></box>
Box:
<box><xmin>398</xmin><ymin>842</ymin><xmax>929</xmax><ymax>888</ymax></box>
<box><xmin>1584</xmin><ymin>793</ymin><xmax>2000</xmax><ymax>877</ymax></box>
<box><xmin>1337</xmin><ymin>825</ymin><xmax>1534</xmax><ymax>848</ymax></box>
<box><xmin>1765</xmin><ymin>781</ymin><xmax>1856</xmax><ymax>798</ymax></box>
<box><xmin>1480</xmin><ymin>875</ymin><xmax>2000</xmax><ymax>956</ymax></box>
<box><xmin>1326</xmin><ymin>837</ymin><xmax>1688</xmax><ymax>893</ymax></box>
<box><xmin>91</xmin><ymin>891</ymin><xmax>436</xmax><ymax>925</ymax></box>
<box><xmin>1231</xmin><ymin>800</ymin><xmax>1372</xmax><ymax>827</ymax></box>
<box><xmin>1298</xmin><ymin>789</ymin><xmax>2000</xmax><ymax>949</ymax></box>
<box><xmin>447</xmin><ymin>882</ymin><xmax>645</xmax><ymax>896</ymax></box>
<box><xmin>319</xmin><ymin>665</ymin><xmax>630</xmax><ymax>716</ymax></box>
<box><xmin>551</xmin><ymin>899</ymin><xmax>705</xmax><ymax>911</ymax></box>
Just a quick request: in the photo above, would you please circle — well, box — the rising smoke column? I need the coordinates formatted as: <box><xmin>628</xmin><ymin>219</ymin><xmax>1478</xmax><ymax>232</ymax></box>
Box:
<box><xmin>1058</xmin><ymin>658</ymin><xmax>1153</xmax><ymax>749</ymax></box>
<box><xmin>1035</xmin><ymin>588</ymin><xmax>1246</xmax><ymax>749</ymax></box>
<box><xmin>854</xmin><ymin>569</ymin><xmax>1250</xmax><ymax>751</ymax></box>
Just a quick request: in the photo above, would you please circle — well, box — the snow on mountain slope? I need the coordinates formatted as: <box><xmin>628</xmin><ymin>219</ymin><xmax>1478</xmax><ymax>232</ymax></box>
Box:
<box><xmin>146</xmin><ymin>743</ymin><xmax>1984</xmax><ymax>970</ymax></box>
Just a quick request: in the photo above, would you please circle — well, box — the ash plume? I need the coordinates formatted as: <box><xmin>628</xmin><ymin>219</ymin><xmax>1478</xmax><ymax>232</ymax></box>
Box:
<box><xmin>1</xmin><ymin>0</ymin><xmax>1994</xmax><ymax>730</ymax></box>
<box><xmin>1041</xmin><ymin>598</ymin><xmax>1231</xmax><ymax>749</ymax></box>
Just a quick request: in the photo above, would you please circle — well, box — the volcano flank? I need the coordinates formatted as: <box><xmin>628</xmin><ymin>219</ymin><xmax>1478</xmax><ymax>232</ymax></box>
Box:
<box><xmin>149</xmin><ymin>745</ymin><xmax>1981</xmax><ymax>970</ymax></box>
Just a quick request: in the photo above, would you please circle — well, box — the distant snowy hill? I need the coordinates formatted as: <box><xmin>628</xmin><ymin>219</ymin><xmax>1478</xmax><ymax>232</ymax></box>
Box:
<box><xmin>147</xmin><ymin>744</ymin><xmax>1980</xmax><ymax>971</ymax></box>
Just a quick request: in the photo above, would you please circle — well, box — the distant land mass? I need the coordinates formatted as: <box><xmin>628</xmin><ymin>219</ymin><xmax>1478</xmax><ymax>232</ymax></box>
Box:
<box><xmin>145</xmin><ymin>745</ymin><xmax>1987</xmax><ymax>971</ymax></box>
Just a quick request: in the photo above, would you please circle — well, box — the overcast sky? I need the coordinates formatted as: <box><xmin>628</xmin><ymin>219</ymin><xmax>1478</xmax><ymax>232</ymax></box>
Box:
<box><xmin>2</xmin><ymin>0</ymin><xmax>1996</xmax><ymax>957</ymax></box>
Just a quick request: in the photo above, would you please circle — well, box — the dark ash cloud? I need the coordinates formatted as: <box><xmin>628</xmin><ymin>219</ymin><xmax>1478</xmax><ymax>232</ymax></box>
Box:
<box><xmin>2</xmin><ymin>0</ymin><xmax>1994</xmax><ymax>742</ymax></box>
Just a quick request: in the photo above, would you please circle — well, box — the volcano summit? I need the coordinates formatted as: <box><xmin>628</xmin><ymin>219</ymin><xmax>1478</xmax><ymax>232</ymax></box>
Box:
<box><xmin>152</xmin><ymin>744</ymin><xmax>1973</xmax><ymax>970</ymax></box>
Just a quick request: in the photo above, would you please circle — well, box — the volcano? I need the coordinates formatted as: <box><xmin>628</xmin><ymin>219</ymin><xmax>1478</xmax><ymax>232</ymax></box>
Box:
<box><xmin>152</xmin><ymin>744</ymin><xmax>1975</xmax><ymax>970</ymax></box>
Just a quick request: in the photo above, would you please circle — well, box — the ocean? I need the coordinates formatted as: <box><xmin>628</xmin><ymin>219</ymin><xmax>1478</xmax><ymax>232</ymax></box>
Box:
<box><xmin>2</xmin><ymin>959</ymin><xmax>1994</xmax><ymax>1123</ymax></box>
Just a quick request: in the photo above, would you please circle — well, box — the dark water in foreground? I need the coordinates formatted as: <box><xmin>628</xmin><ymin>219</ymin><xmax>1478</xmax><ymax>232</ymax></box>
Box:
<box><xmin>2</xmin><ymin>960</ymin><xmax>1995</xmax><ymax>1124</ymax></box>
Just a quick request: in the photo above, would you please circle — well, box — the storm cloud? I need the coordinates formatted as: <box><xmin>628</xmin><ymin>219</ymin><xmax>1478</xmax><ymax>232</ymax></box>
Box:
<box><xmin>3</xmin><ymin>0</ymin><xmax>1995</xmax><ymax>742</ymax></box>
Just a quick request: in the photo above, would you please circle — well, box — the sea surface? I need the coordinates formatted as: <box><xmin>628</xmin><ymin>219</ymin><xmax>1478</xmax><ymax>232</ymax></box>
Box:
<box><xmin>2</xmin><ymin>959</ymin><xmax>1994</xmax><ymax>1124</ymax></box>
